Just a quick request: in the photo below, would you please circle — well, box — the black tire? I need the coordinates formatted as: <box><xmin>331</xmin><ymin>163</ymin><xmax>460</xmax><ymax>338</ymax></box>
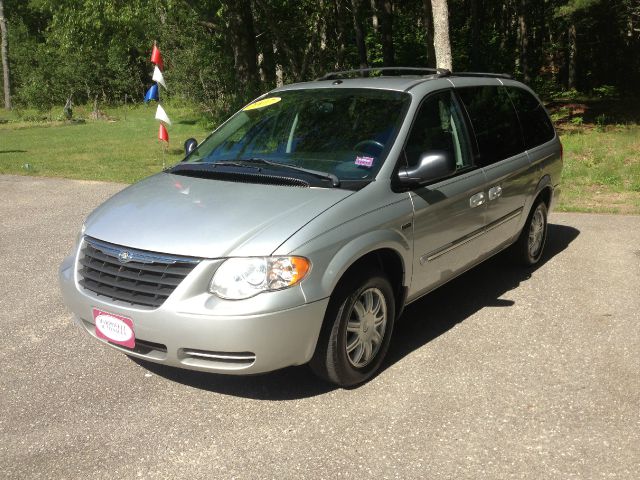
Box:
<box><xmin>514</xmin><ymin>200</ymin><xmax>548</xmax><ymax>266</ymax></box>
<box><xmin>310</xmin><ymin>270</ymin><xmax>395</xmax><ymax>387</ymax></box>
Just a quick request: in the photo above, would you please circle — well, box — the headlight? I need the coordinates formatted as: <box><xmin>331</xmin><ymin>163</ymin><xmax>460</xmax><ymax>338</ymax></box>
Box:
<box><xmin>210</xmin><ymin>256</ymin><xmax>311</xmax><ymax>300</ymax></box>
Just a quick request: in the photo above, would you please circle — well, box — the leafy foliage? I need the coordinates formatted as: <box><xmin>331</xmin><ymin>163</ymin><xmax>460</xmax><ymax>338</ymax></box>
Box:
<box><xmin>2</xmin><ymin>0</ymin><xmax>639</xmax><ymax>117</ymax></box>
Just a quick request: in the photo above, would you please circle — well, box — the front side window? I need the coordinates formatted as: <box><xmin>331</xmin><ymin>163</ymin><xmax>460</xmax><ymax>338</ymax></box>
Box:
<box><xmin>457</xmin><ymin>86</ymin><xmax>524</xmax><ymax>166</ymax></box>
<box><xmin>404</xmin><ymin>90</ymin><xmax>473</xmax><ymax>170</ymax></box>
<box><xmin>183</xmin><ymin>89</ymin><xmax>410</xmax><ymax>183</ymax></box>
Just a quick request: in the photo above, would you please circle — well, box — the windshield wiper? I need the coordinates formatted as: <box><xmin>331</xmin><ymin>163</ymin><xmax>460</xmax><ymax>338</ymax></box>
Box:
<box><xmin>172</xmin><ymin>159</ymin><xmax>340</xmax><ymax>187</ymax></box>
<box><xmin>170</xmin><ymin>161</ymin><xmax>259</xmax><ymax>172</ymax></box>
<box><xmin>213</xmin><ymin>161</ymin><xmax>260</xmax><ymax>169</ymax></box>
<box><xmin>241</xmin><ymin>158</ymin><xmax>340</xmax><ymax>187</ymax></box>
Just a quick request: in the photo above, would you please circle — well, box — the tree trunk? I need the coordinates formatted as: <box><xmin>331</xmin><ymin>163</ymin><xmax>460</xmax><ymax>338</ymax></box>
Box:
<box><xmin>376</xmin><ymin>0</ymin><xmax>395</xmax><ymax>67</ymax></box>
<box><xmin>351</xmin><ymin>0</ymin><xmax>369</xmax><ymax>70</ymax></box>
<box><xmin>469</xmin><ymin>0</ymin><xmax>483</xmax><ymax>70</ymax></box>
<box><xmin>518</xmin><ymin>0</ymin><xmax>530</xmax><ymax>83</ymax></box>
<box><xmin>316</xmin><ymin>0</ymin><xmax>329</xmax><ymax>69</ymax></box>
<box><xmin>333</xmin><ymin>0</ymin><xmax>347</xmax><ymax>70</ymax></box>
<box><xmin>371</xmin><ymin>0</ymin><xmax>379</xmax><ymax>32</ymax></box>
<box><xmin>421</xmin><ymin>0</ymin><xmax>436</xmax><ymax>67</ymax></box>
<box><xmin>273</xmin><ymin>42</ymin><xmax>284</xmax><ymax>87</ymax></box>
<box><xmin>258</xmin><ymin>48</ymin><xmax>276</xmax><ymax>88</ymax></box>
<box><xmin>567</xmin><ymin>22</ymin><xmax>577</xmax><ymax>89</ymax></box>
<box><xmin>499</xmin><ymin>1</ymin><xmax>509</xmax><ymax>52</ymax></box>
<box><xmin>225</xmin><ymin>0</ymin><xmax>259</xmax><ymax>99</ymax></box>
<box><xmin>0</xmin><ymin>0</ymin><xmax>11</xmax><ymax>110</ymax></box>
<box><xmin>548</xmin><ymin>29</ymin><xmax>557</xmax><ymax>83</ymax></box>
<box><xmin>431</xmin><ymin>0</ymin><xmax>453</xmax><ymax>71</ymax></box>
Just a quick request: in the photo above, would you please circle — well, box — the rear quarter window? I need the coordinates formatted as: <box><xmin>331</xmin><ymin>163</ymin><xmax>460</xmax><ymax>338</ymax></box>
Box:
<box><xmin>457</xmin><ymin>86</ymin><xmax>524</xmax><ymax>166</ymax></box>
<box><xmin>507</xmin><ymin>87</ymin><xmax>555</xmax><ymax>149</ymax></box>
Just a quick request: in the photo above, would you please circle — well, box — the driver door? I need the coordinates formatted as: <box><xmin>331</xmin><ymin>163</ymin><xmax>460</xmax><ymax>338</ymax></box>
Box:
<box><xmin>406</xmin><ymin>90</ymin><xmax>489</xmax><ymax>299</ymax></box>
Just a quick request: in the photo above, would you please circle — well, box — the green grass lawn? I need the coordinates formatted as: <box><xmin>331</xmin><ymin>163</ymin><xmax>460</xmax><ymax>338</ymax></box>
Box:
<box><xmin>1</xmin><ymin>103</ymin><xmax>639</xmax><ymax>213</ymax></box>
<box><xmin>0</xmin><ymin>104</ymin><xmax>211</xmax><ymax>183</ymax></box>
<box><xmin>558</xmin><ymin>126</ymin><xmax>640</xmax><ymax>214</ymax></box>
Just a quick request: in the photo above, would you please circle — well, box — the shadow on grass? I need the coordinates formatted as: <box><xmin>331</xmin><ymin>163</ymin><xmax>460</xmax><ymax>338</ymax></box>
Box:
<box><xmin>548</xmin><ymin>97</ymin><xmax>640</xmax><ymax>126</ymax></box>
<box><xmin>133</xmin><ymin>223</ymin><xmax>580</xmax><ymax>400</ymax></box>
<box><xmin>0</xmin><ymin>150</ymin><xmax>27</xmax><ymax>154</ymax></box>
<box><xmin>582</xmin><ymin>98</ymin><xmax>640</xmax><ymax>125</ymax></box>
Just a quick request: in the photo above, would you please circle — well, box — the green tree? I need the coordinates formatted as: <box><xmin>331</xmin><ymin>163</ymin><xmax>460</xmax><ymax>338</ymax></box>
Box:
<box><xmin>3</xmin><ymin>0</ymin><xmax>639</xmax><ymax>113</ymax></box>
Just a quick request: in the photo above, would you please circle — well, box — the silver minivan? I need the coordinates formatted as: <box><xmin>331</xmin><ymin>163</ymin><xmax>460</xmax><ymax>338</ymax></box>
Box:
<box><xmin>59</xmin><ymin>68</ymin><xmax>562</xmax><ymax>387</ymax></box>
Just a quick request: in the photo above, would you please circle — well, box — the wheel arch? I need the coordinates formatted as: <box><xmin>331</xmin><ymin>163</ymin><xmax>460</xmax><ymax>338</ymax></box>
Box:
<box><xmin>309</xmin><ymin>237</ymin><xmax>408</xmax><ymax>386</ymax></box>
<box><xmin>519</xmin><ymin>175</ymin><xmax>553</xmax><ymax>230</ymax></box>
<box><xmin>533</xmin><ymin>175</ymin><xmax>553</xmax><ymax>209</ymax></box>
<box><xmin>320</xmin><ymin>232</ymin><xmax>410</xmax><ymax>319</ymax></box>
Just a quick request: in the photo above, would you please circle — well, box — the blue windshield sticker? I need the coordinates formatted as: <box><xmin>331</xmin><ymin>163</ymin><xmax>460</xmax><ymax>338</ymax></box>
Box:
<box><xmin>355</xmin><ymin>155</ymin><xmax>375</xmax><ymax>168</ymax></box>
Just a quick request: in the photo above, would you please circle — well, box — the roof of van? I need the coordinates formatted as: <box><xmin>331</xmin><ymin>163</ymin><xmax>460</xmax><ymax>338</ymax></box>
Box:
<box><xmin>274</xmin><ymin>76</ymin><xmax>432</xmax><ymax>93</ymax></box>
<box><xmin>272</xmin><ymin>68</ymin><xmax>516</xmax><ymax>94</ymax></box>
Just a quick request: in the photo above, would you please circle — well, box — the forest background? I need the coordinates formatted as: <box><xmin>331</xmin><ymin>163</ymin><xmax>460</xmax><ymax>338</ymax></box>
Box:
<box><xmin>1</xmin><ymin>0</ymin><xmax>639</xmax><ymax>214</ymax></box>
<box><xmin>1</xmin><ymin>0</ymin><xmax>639</xmax><ymax>116</ymax></box>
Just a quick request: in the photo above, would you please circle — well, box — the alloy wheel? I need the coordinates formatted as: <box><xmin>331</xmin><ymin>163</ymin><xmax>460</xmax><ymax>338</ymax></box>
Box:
<box><xmin>344</xmin><ymin>287</ymin><xmax>388</xmax><ymax>368</ymax></box>
<box><xmin>528</xmin><ymin>205</ymin><xmax>545</xmax><ymax>258</ymax></box>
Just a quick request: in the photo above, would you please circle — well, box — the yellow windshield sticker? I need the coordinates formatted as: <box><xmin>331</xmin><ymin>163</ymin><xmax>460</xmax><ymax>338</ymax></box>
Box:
<box><xmin>243</xmin><ymin>97</ymin><xmax>282</xmax><ymax>111</ymax></box>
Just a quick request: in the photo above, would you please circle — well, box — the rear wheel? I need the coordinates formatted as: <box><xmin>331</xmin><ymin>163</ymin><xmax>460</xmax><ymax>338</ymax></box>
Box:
<box><xmin>514</xmin><ymin>200</ymin><xmax>548</xmax><ymax>266</ymax></box>
<box><xmin>310</xmin><ymin>271</ymin><xmax>395</xmax><ymax>387</ymax></box>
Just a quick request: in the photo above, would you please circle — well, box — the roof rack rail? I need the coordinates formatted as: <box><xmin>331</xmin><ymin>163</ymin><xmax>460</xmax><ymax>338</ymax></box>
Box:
<box><xmin>317</xmin><ymin>67</ymin><xmax>514</xmax><ymax>82</ymax></box>
<box><xmin>316</xmin><ymin>67</ymin><xmax>451</xmax><ymax>81</ymax></box>
<box><xmin>451</xmin><ymin>71</ymin><xmax>512</xmax><ymax>79</ymax></box>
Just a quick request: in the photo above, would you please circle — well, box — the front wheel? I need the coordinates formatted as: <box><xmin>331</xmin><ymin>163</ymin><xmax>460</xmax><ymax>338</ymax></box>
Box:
<box><xmin>514</xmin><ymin>200</ymin><xmax>548</xmax><ymax>266</ymax></box>
<box><xmin>310</xmin><ymin>271</ymin><xmax>395</xmax><ymax>387</ymax></box>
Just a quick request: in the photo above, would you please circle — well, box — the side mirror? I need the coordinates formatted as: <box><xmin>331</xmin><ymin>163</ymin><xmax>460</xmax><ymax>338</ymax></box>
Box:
<box><xmin>396</xmin><ymin>150</ymin><xmax>456</xmax><ymax>187</ymax></box>
<box><xmin>184</xmin><ymin>138</ymin><xmax>198</xmax><ymax>156</ymax></box>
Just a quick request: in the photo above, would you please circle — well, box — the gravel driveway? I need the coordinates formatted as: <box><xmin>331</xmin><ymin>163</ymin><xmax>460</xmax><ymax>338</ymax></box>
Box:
<box><xmin>1</xmin><ymin>175</ymin><xmax>638</xmax><ymax>479</ymax></box>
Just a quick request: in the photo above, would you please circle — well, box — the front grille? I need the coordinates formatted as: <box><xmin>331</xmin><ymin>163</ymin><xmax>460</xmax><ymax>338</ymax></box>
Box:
<box><xmin>117</xmin><ymin>338</ymin><xmax>168</xmax><ymax>355</ymax></box>
<box><xmin>78</xmin><ymin>237</ymin><xmax>201</xmax><ymax>308</ymax></box>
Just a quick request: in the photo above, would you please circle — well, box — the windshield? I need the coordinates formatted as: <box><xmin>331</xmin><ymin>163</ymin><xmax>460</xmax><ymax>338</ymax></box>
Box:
<box><xmin>181</xmin><ymin>89</ymin><xmax>410</xmax><ymax>185</ymax></box>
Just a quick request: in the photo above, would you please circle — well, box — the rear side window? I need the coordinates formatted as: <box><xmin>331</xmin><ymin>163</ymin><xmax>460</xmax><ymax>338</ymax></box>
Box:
<box><xmin>507</xmin><ymin>87</ymin><xmax>555</xmax><ymax>149</ymax></box>
<box><xmin>457</xmin><ymin>86</ymin><xmax>524</xmax><ymax>166</ymax></box>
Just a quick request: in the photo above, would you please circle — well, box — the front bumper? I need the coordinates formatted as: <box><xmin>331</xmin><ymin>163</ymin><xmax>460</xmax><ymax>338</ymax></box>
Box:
<box><xmin>59</xmin><ymin>254</ymin><xmax>329</xmax><ymax>375</ymax></box>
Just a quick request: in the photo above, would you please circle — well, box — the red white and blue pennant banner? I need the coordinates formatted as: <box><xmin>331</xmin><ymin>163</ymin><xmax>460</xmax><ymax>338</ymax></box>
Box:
<box><xmin>144</xmin><ymin>43</ymin><xmax>170</xmax><ymax>143</ymax></box>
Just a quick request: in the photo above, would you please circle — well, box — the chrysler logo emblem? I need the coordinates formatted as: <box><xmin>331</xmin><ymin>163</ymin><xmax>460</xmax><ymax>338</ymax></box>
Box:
<box><xmin>118</xmin><ymin>251</ymin><xmax>132</xmax><ymax>263</ymax></box>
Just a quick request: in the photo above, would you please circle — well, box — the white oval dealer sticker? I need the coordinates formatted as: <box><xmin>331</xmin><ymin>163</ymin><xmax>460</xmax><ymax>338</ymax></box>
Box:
<box><xmin>93</xmin><ymin>308</ymin><xmax>135</xmax><ymax>348</ymax></box>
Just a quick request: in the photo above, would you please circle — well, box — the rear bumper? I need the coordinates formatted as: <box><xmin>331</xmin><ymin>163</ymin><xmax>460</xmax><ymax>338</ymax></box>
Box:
<box><xmin>59</xmin><ymin>254</ymin><xmax>329</xmax><ymax>375</ymax></box>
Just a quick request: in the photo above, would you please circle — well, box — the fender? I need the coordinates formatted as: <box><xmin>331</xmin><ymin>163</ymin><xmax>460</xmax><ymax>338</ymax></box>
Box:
<box><xmin>534</xmin><ymin>174</ymin><xmax>552</xmax><ymax>197</ymax></box>
<box><xmin>299</xmin><ymin>229</ymin><xmax>412</xmax><ymax>303</ymax></box>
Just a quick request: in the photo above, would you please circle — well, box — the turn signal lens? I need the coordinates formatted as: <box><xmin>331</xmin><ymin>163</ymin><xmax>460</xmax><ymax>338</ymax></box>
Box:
<box><xmin>271</xmin><ymin>256</ymin><xmax>310</xmax><ymax>287</ymax></box>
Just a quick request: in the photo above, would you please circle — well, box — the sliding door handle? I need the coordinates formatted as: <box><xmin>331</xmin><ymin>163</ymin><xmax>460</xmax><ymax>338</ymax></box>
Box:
<box><xmin>488</xmin><ymin>185</ymin><xmax>503</xmax><ymax>200</ymax></box>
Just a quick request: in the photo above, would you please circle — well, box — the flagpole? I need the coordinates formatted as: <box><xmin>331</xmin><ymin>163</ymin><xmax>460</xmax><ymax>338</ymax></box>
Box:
<box><xmin>148</xmin><ymin>41</ymin><xmax>169</xmax><ymax>171</ymax></box>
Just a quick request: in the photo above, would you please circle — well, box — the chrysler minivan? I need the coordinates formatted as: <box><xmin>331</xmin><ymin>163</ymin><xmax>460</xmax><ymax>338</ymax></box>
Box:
<box><xmin>59</xmin><ymin>67</ymin><xmax>562</xmax><ymax>387</ymax></box>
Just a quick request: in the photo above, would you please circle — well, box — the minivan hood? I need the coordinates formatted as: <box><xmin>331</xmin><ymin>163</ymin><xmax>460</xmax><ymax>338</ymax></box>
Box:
<box><xmin>84</xmin><ymin>173</ymin><xmax>353</xmax><ymax>258</ymax></box>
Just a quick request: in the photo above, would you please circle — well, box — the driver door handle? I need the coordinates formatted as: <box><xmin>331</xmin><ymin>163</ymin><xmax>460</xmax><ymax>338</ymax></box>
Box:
<box><xmin>469</xmin><ymin>192</ymin><xmax>486</xmax><ymax>208</ymax></box>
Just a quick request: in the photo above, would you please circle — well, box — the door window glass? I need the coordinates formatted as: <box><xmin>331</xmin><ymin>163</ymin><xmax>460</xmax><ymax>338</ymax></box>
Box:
<box><xmin>404</xmin><ymin>90</ymin><xmax>472</xmax><ymax>170</ymax></box>
<box><xmin>457</xmin><ymin>86</ymin><xmax>524</xmax><ymax>166</ymax></box>
<box><xmin>507</xmin><ymin>87</ymin><xmax>555</xmax><ymax>149</ymax></box>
